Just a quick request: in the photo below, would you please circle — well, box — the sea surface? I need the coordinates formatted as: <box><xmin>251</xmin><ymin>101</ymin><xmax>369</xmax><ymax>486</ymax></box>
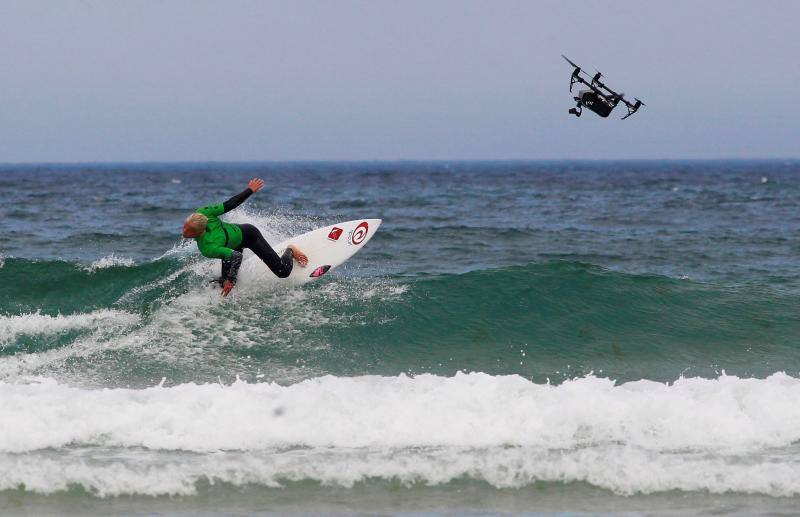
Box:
<box><xmin>2</xmin><ymin>160</ymin><xmax>800</xmax><ymax>516</ymax></box>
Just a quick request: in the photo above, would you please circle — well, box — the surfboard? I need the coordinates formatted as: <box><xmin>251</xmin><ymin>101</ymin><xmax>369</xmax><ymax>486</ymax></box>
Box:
<box><xmin>244</xmin><ymin>219</ymin><xmax>381</xmax><ymax>286</ymax></box>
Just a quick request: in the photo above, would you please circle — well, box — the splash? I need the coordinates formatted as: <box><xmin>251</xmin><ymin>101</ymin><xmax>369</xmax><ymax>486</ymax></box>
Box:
<box><xmin>0</xmin><ymin>310</ymin><xmax>139</xmax><ymax>347</ymax></box>
<box><xmin>83</xmin><ymin>254</ymin><xmax>136</xmax><ymax>272</ymax></box>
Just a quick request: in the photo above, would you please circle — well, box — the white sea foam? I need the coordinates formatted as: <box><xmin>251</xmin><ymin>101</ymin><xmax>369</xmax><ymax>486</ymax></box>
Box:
<box><xmin>2</xmin><ymin>446</ymin><xmax>799</xmax><ymax>498</ymax></box>
<box><xmin>0</xmin><ymin>310</ymin><xmax>139</xmax><ymax>346</ymax></box>
<box><xmin>5</xmin><ymin>372</ymin><xmax>799</xmax><ymax>453</ymax></box>
<box><xmin>1</xmin><ymin>373</ymin><xmax>800</xmax><ymax>496</ymax></box>
<box><xmin>83</xmin><ymin>254</ymin><xmax>135</xmax><ymax>272</ymax></box>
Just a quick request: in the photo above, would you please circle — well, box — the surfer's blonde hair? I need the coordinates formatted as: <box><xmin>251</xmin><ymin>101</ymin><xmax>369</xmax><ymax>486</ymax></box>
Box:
<box><xmin>186</xmin><ymin>213</ymin><xmax>208</xmax><ymax>231</ymax></box>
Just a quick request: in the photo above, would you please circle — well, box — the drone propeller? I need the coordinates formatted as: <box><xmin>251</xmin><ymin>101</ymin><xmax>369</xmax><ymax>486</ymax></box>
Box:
<box><xmin>561</xmin><ymin>54</ymin><xmax>580</xmax><ymax>68</ymax></box>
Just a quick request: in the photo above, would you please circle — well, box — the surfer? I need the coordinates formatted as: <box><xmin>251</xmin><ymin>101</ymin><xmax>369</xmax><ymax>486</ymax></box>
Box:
<box><xmin>182</xmin><ymin>178</ymin><xmax>308</xmax><ymax>296</ymax></box>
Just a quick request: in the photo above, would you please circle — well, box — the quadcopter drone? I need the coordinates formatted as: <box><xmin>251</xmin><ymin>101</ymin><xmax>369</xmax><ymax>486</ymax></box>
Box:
<box><xmin>562</xmin><ymin>55</ymin><xmax>644</xmax><ymax>119</ymax></box>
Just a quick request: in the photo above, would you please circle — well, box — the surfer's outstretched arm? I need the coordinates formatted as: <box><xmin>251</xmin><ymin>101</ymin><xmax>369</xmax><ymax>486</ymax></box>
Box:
<box><xmin>221</xmin><ymin>178</ymin><xmax>265</xmax><ymax>213</ymax></box>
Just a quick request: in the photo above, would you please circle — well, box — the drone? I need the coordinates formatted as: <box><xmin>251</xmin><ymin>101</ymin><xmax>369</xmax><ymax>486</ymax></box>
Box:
<box><xmin>562</xmin><ymin>55</ymin><xmax>644</xmax><ymax>119</ymax></box>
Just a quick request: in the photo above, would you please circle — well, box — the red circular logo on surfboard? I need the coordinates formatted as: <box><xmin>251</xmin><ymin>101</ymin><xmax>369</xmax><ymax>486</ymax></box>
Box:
<box><xmin>351</xmin><ymin>221</ymin><xmax>369</xmax><ymax>245</ymax></box>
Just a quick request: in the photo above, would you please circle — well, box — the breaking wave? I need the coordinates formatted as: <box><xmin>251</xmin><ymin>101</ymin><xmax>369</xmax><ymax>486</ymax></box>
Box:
<box><xmin>2</xmin><ymin>373</ymin><xmax>800</xmax><ymax>497</ymax></box>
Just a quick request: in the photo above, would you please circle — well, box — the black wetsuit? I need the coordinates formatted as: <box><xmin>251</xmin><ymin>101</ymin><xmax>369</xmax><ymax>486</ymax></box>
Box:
<box><xmin>221</xmin><ymin>222</ymin><xmax>293</xmax><ymax>283</ymax></box>
<box><xmin>195</xmin><ymin>188</ymin><xmax>293</xmax><ymax>284</ymax></box>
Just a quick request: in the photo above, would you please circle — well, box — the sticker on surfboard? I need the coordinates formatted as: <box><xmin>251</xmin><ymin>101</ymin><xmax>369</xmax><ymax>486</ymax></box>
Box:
<box><xmin>349</xmin><ymin>221</ymin><xmax>369</xmax><ymax>245</ymax></box>
<box><xmin>310</xmin><ymin>265</ymin><xmax>331</xmax><ymax>278</ymax></box>
<box><xmin>328</xmin><ymin>227</ymin><xmax>343</xmax><ymax>241</ymax></box>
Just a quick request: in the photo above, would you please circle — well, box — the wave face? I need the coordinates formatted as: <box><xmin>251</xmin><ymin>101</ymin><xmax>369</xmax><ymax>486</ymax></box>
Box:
<box><xmin>3</xmin><ymin>258</ymin><xmax>800</xmax><ymax>384</ymax></box>
<box><xmin>3</xmin><ymin>161</ymin><xmax>800</xmax><ymax>510</ymax></box>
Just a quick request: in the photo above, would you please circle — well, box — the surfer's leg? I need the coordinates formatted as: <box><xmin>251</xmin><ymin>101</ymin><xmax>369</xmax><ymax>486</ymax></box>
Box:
<box><xmin>221</xmin><ymin>257</ymin><xmax>232</xmax><ymax>280</ymax></box>
<box><xmin>238</xmin><ymin>224</ymin><xmax>294</xmax><ymax>278</ymax></box>
<box><xmin>220</xmin><ymin>246</ymin><xmax>243</xmax><ymax>282</ymax></box>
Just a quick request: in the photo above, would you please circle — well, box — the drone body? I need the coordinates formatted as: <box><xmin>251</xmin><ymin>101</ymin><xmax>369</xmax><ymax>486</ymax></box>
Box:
<box><xmin>562</xmin><ymin>55</ymin><xmax>644</xmax><ymax>120</ymax></box>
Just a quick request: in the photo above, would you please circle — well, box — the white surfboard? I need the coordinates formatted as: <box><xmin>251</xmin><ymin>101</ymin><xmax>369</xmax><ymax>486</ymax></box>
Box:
<box><xmin>245</xmin><ymin>219</ymin><xmax>381</xmax><ymax>286</ymax></box>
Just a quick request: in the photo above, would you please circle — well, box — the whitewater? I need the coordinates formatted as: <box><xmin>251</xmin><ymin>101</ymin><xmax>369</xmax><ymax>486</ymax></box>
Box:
<box><xmin>4</xmin><ymin>373</ymin><xmax>800</xmax><ymax>497</ymax></box>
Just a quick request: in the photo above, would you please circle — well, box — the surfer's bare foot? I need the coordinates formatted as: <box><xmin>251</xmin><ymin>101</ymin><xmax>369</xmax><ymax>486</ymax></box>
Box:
<box><xmin>221</xmin><ymin>279</ymin><xmax>235</xmax><ymax>297</ymax></box>
<box><xmin>288</xmin><ymin>245</ymin><xmax>308</xmax><ymax>267</ymax></box>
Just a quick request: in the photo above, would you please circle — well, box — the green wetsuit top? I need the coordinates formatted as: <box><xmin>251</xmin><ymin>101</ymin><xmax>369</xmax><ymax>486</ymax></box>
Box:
<box><xmin>194</xmin><ymin>188</ymin><xmax>253</xmax><ymax>260</ymax></box>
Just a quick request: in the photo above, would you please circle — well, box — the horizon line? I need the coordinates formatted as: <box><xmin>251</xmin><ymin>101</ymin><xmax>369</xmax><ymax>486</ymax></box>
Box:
<box><xmin>0</xmin><ymin>157</ymin><xmax>798</xmax><ymax>167</ymax></box>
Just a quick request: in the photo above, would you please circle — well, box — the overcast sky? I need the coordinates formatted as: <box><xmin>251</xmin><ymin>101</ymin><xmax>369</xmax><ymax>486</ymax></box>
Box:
<box><xmin>0</xmin><ymin>0</ymin><xmax>797</xmax><ymax>162</ymax></box>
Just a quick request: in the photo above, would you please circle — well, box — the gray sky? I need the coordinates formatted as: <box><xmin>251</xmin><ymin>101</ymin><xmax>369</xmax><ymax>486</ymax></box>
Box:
<box><xmin>0</xmin><ymin>0</ymin><xmax>797</xmax><ymax>162</ymax></box>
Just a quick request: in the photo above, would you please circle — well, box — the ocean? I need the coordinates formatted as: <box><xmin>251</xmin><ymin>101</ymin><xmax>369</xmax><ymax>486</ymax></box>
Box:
<box><xmin>2</xmin><ymin>160</ymin><xmax>800</xmax><ymax>515</ymax></box>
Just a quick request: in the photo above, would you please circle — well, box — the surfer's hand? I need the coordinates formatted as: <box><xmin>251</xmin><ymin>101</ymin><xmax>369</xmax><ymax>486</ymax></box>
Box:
<box><xmin>221</xmin><ymin>279</ymin><xmax>235</xmax><ymax>297</ymax></box>
<box><xmin>248</xmin><ymin>178</ymin><xmax>264</xmax><ymax>193</ymax></box>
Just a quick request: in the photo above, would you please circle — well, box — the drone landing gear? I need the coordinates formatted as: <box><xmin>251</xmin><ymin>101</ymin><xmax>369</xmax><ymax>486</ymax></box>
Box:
<box><xmin>569</xmin><ymin>98</ymin><xmax>582</xmax><ymax>117</ymax></box>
